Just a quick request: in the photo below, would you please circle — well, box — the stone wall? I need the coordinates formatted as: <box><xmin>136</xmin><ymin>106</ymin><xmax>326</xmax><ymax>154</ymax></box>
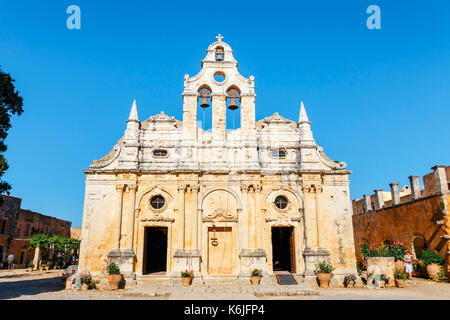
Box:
<box><xmin>352</xmin><ymin>165</ymin><xmax>450</xmax><ymax>279</ymax></box>
<box><xmin>0</xmin><ymin>195</ymin><xmax>72</xmax><ymax>267</ymax></box>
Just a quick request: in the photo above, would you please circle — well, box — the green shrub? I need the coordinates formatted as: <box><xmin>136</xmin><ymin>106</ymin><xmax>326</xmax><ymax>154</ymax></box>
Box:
<box><xmin>105</xmin><ymin>259</ymin><xmax>120</xmax><ymax>275</ymax></box>
<box><xmin>421</xmin><ymin>249</ymin><xmax>444</xmax><ymax>266</ymax></box>
<box><xmin>394</xmin><ymin>269</ymin><xmax>407</xmax><ymax>280</ymax></box>
<box><xmin>360</xmin><ymin>241</ymin><xmax>407</xmax><ymax>260</ymax></box>
<box><xmin>315</xmin><ymin>260</ymin><xmax>334</xmax><ymax>274</ymax></box>
<box><xmin>251</xmin><ymin>269</ymin><xmax>261</xmax><ymax>276</ymax></box>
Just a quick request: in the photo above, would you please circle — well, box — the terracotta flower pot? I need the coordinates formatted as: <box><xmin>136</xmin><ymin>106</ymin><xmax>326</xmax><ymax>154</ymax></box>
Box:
<box><xmin>250</xmin><ymin>276</ymin><xmax>261</xmax><ymax>285</ymax></box>
<box><xmin>317</xmin><ymin>273</ymin><xmax>331</xmax><ymax>288</ymax></box>
<box><xmin>81</xmin><ymin>283</ymin><xmax>89</xmax><ymax>291</ymax></box>
<box><xmin>65</xmin><ymin>279</ymin><xmax>73</xmax><ymax>290</ymax></box>
<box><xmin>379</xmin><ymin>280</ymin><xmax>386</xmax><ymax>288</ymax></box>
<box><xmin>426</xmin><ymin>263</ymin><xmax>440</xmax><ymax>281</ymax></box>
<box><xmin>395</xmin><ymin>279</ymin><xmax>405</xmax><ymax>288</ymax></box>
<box><xmin>395</xmin><ymin>260</ymin><xmax>405</xmax><ymax>273</ymax></box>
<box><xmin>108</xmin><ymin>274</ymin><xmax>122</xmax><ymax>290</ymax></box>
<box><xmin>28</xmin><ymin>268</ymin><xmax>33</xmax><ymax>272</ymax></box>
<box><xmin>181</xmin><ymin>276</ymin><xmax>192</xmax><ymax>286</ymax></box>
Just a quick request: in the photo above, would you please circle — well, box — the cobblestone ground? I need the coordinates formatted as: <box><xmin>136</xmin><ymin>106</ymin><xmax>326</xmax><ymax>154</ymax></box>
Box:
<box><xmin>0</xmin><ymin>269</ymin><xmax>449</xmax><ymax>300</ymax></box>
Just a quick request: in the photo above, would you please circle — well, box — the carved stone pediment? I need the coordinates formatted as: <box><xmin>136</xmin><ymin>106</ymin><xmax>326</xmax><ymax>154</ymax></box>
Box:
<box><xmin>141</xmin><ymin>111</ymin><xmax>181</xmax><ymax>130</ymax></box>
<box><xmin>205</xmin><ymin>208</ymin><xmax>236</xmax><ymax>219</ymax></box>
<box><xmin>90</xmin><ymin>138</ymin><xmax>122</xmax><ymax>169</ymax></box>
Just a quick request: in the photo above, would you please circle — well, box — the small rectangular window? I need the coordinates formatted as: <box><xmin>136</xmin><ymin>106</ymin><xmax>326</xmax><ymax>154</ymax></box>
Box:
<box><xmin>271</xmin><ymin>148</ymin><xmax>287</xmax><ymax>159</ymax></box>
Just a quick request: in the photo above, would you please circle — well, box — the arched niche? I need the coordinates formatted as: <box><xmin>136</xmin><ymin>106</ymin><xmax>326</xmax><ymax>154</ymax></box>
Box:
<box><xmin>225</xmin><ymin>85</ymin><xmax>241</xmax><ymax>131</ymax></box>
<box><xmin>201</xmin><ymin>188</ymin><xmax>241</xmax><ymax>219</ymax></box>
<box><xmin>197</xmin><ymin>85</ymin><xmax>212</xmax><ymax>131</ymax></box>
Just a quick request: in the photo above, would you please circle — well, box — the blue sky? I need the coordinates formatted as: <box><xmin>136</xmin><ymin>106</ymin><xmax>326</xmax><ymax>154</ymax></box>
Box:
<box><xmin>0</xmin><ymin>1</ymin><xmax>449</xmax><ymax>227</ymax></box>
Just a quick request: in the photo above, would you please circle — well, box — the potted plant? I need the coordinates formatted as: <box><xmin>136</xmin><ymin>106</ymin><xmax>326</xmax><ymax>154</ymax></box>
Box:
<box><xmin>181</xmin><ymin>270</ymin><xmax>193</xmax><ymax>286</ymax></box>
<box><xmin>394</xmin><ymin>270</ymin><xmax>407</xmax><ymax>288</ymax></box>
<box><xmin>80</xmin><ymin>272</ymin><xmax>92</xmax><ymax>291</ymax></box>
<box><xmin>344</xmin><ymin>275</ymin><xmax>357</xmax><ymax>287</ymax></box>
<box><xmin>39</xmin><ymin>264</ymin><xmax>45</xmax><ymax>271</ymax></box>
<box><xmin>376</xmin><ymin>274</ymin><xmax>389</xmax><ymax>288</ymax></box>
<box><xmin>64</xmin><ymin>270</ymin><xmax>75</xmax><ymax>289</ymax></box>
<box><xmin>27</xmin><ymin>263</ymin><xmax>34</xmax><ymax>272</ymax></box>
<box><xmin>106</xmin><ymin>259</ymin><xmax>122</xmax><ymax>290</ymax></box>
<box><xmin>421</xmin><ymin>249</ymin><xmax>444</xmax><ymax>281</ymax></box>
<box><xmin>315</xmin><ymin>260</ymin><xmax>334</xmax><ymax>288</ymax></box>
<box><xmin>250</xmin><ymin>269</ymin><xmax>262</xmax><ymax>285</ymax></box>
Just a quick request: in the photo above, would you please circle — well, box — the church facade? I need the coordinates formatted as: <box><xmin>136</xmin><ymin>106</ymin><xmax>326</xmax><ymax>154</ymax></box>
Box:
<box><xmin>79</xmin><ymin>36</ymin><xmax>357</xmax><ymax>286</ymax></box>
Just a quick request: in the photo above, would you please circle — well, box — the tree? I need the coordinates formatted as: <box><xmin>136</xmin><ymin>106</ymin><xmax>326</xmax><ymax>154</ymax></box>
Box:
<box><xmin>0</xmin><ymin>67</ymin><xmax>24</xmax><ymax>197</ymax></box>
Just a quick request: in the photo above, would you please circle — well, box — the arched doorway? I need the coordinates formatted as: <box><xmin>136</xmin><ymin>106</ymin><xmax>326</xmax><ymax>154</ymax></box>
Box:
<box><xmin>413</xmin><ymin>236</ymin><xmax>427</xmax><ymax>258</ymax></box>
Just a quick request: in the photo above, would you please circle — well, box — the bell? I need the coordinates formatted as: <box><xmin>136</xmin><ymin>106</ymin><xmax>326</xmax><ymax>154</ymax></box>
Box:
<box><xmin>228</xmin><ymin>98</ymin><xmax>239</xmax><ymax>110</ymax></box>
<box><xmin>200</xmin><ymin>97</ymin><xmax>210</xmax><ymax>108</ymax></box>
<box><xmin>216</xmin><ymin>48</ymin><xmax>224</xmax><ymax>62</ymax></box>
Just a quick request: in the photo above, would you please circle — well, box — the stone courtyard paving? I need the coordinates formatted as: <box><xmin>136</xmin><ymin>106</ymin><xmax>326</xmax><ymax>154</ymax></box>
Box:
<box><xmin>0</xmin><ymin>269</ymin><xmax>449</xmax><ymax>300</ymax></box>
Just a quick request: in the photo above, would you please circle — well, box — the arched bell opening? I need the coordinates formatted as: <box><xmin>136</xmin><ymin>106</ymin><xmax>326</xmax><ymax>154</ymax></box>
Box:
<box><xmin>226</xmin><ymin>86</ymin><xmax>241</xmax><ymax>131</ymax></box>
<box><xmin>197</xmin><ymin>86</ymin><xmax>212</xmax><ymax>132</ymax></box>
<box><xmin>215</xmin><ymin>46</ymin><xmax>224</xmax><ymax>62</ymax></box>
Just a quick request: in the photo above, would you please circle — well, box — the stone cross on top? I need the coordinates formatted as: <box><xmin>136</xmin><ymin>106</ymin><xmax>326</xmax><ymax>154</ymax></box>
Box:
<box><xmin>216</xmin><ymin>34</ymin><xmax>223</xmax><ymax>42</ymax></box>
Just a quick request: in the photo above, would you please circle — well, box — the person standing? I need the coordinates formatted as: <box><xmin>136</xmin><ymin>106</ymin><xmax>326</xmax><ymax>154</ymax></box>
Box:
<box><xmin>7</xmin><ymin>253</ymin><xmax>14</xmax><ymax>269</ymax></box>
<box><xmin>403</xmin><ymin>250</ymin><xmax>413</xmax><ymax>280</ymax></box>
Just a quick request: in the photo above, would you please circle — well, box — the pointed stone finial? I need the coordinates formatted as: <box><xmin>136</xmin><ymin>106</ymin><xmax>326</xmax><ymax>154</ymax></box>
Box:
<box><xmin>216</xmin><ymin>34</ymin><xmax>223</xmax><ymax>42</ymax></box>
<box><xmin>298</xmin><ymin>101</ymin><xmax>310</xmax><ymax>124</ymax></box>
<box><xmin>128</xmin><ymin>99</ymin><xmax>139</xmax><ymax>122</ymax></box>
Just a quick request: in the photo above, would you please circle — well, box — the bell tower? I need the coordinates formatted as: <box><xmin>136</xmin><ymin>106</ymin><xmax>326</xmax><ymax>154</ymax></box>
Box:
<box><xmin>182</xmin><ymin>35</ymin><xmax>256</xmax><ymax>142</ymax></box>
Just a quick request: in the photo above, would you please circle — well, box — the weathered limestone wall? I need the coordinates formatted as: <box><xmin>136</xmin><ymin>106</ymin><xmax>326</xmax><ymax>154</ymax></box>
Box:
<box><xmin>79</xmin><ymin>171</ymin><xmax>357</xmax><ymax>284</ymax></box>
<box><xmin>352</xmin><ymin>166</ymin><xmax>450</xmax><ymax>280</ymax></box>
<box><xmin>352</xmin><ymin>194</ymin><xmax>448</xmax><ymax>261</ymax></box>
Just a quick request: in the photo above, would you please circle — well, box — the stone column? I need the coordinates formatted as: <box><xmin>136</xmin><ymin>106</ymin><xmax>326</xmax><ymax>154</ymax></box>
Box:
<box><xmin>127</xmin><ymin>184</ymin><xmax>137</xmax><ymax>250</ymax></box>
<box><xmin>240</xmin><ymin>94</ymin><xmax>256</xmax><ymax>134</ymax></box>
<box><xmin>190</xmin><ymin>184</ymin><xmax>199</xmax><ymax>251</ymax></box>
<box><xmin>114</xmin><ymin>184</ymin><xmax>125</xmax><ymax>250</ymax></box>
<box><xmin>374</xmin><ymin>189</ymin><xmax>384</xmax><ymax>210</ymax></box>
<box><xmin>389</xmin><ymin>183</ymin><xmax>400</xmax><ymax>205</ymax></box>
<box><xmin>254</xmin><ymin>184</ymin><xmax>262</xmax><ymax>249</ymax></box>
<box><xmin>314</xmin><ymin>185</ymin><xmax>325</xmax><ymax>250</ymax></box>
<box><xmin>363</xmin><ymin>194</ymin><xmax>372</xmax><ymax>212</ymax></box>
<box><xmin>302</xmin><ymin>184</ymin><xmax>318</xmax><ymax>249</ymax></box>
<box><xmin>240</xmin><ymin>183</ymin><xmax>250</xmax><ymax>250</ymax></box>
<box><xmin>211</xmin><ymin>94</ymin><xmax>226</xmax><ymax>141</ymax></box>
<box><xmin>178</xmin><ymin>184</ymin><xmax>187</xmax><ymax>250</ymax></box>
<box><xmin>182</xmin><ymin>93</ymin><xmax>198</xmax><ymax>141</ymax></box>
<box><xmin>409</xmin><ymin>175</ymin><xmax>421</xmax><ymax>200</ymax></box>
<box><xmin>432</xmin><ymin>165</ymin><xmax>449</xmax><ymax>194</ymax></box>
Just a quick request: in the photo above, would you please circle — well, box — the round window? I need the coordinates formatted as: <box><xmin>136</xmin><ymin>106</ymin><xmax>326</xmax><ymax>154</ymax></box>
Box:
<box><xmin>274</xmin><ymin>196</ymin><xmax>288</xmax><ymax>209</ymax></box>
<box><xmin>150</xmin><ymin>195</ymin><xmax>165</xmax><ymax>210</ymax></box>
<box><xmin>213</xmin><ymin>71</ymin><xmax>226</xmax><ymax>83</ymax></box>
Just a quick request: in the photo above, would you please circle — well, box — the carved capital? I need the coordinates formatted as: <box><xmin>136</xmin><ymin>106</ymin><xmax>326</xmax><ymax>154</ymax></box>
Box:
<box><xmin>254</xmin><ymin>184</ymin><xmax>262</xmax><ymax>193</ymax></box>
<box><xmin>302</xmin><ymin>184</ymin><xmax>323</xmax><ymax>194</ymax></box>
<box><xmin>126</xmin><ymin>184</ymin><xmax>137</xmax><ymax>192</ymax></box>
<box><xmin>187</xmin><ymin>184</ymin><xmax>200</xmax><ymax>192</ymax></box>
<box><xmin>240</xmin><ymin>183</ymin><xmax>250</xmax><ymax>192</ymax></box>
<box><xmin>177</xmin><ymin>184</ymin><xmax>187</xmax><ymax>192</ymax></box>
<box><xmin>115</xmin><ymin>184</ymin><xmax>125</xmax><ymax>192</ymax></box>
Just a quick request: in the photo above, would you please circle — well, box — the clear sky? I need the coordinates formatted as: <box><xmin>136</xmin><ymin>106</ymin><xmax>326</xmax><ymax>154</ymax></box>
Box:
<box><xmin>0</xmin><ymin>1</ymin><xmax>449</xmax><ymax>227</ymax></box>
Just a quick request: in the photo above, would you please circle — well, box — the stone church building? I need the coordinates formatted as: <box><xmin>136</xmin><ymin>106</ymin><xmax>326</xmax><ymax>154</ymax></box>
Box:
<box><xmin>79</xmin><ymin>35</ymin><xmax>357</xmax><ymax>286</ymax></box>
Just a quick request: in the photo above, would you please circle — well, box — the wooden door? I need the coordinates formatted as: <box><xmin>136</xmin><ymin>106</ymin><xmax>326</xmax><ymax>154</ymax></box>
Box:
<box><xmin>208</xmin><ymin>227</ymin><xmax>233</xmax><ymax>275</ymax></box>
<box><xmin>289</xmin><ymin>227</ymin><xmax>296</xmax><ymax>273</ymax></box>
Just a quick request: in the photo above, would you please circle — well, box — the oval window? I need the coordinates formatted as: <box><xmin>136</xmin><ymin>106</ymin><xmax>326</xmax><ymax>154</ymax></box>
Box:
<box><xmin>274</xmin><ymin>196</ymin><xmax>288</xmax><ymax>209</ymax></box>
<box><xmin>153</xmin><ymin>149</ymin><xmax>168</xmax><ymax>157</ymax></box>
<box><xmin>214</xmin><ymin>72</ymin><xmax>226</xmax><ymax>83</ymax></box>
<box><xmin>150</xmin><ymin>195</ymin><xmax>165</xmax><ymax>210</ymax></box>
